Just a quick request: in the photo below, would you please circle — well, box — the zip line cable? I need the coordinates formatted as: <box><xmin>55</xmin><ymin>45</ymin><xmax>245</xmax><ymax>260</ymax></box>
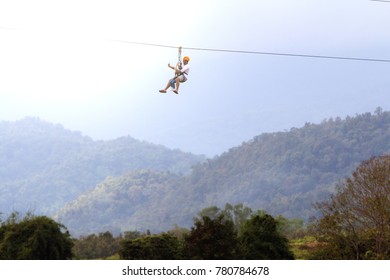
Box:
<box><xmin>107</xmin><ymin>39</ymin><xmax>390</xmax><ymax>64</ymax></box>
<box><xmin>0</xmin><ymin>26</ymin><xmax>17</xmax><ymax>30</ymax></box>
<box><xmin>370</xmin><ymin>0</ymin><xmax>390</xmax><ymax>3</ymax></box>
<box><xmin>1</xmin><ymin>26</ymin><xmax>390</xmax><ymax>64</ymax></box>
<box><xmin>185</xmin><ymin>46</ymin><xmax>390</xmax><ymax>63</ymax></box>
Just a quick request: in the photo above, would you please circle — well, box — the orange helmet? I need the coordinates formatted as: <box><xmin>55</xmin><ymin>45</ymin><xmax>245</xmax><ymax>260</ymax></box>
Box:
<box><xmin>183</xmin><ymin>56</ymin><xmax>190</xmax><ymax>61</ymax></box>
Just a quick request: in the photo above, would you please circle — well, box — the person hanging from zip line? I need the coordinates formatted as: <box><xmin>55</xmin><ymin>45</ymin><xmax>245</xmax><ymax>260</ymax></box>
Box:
<box><xmin>159</xmin><ymin>56</ymin><xmax>190</xmax><ymax>94</ymax></box>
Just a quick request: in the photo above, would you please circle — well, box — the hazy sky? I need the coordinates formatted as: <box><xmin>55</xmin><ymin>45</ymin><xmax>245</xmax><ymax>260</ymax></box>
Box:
<box><xmin>1</xmin><ymin>0</ymin><xmax>389</xmax><ymax>155</ymax></box>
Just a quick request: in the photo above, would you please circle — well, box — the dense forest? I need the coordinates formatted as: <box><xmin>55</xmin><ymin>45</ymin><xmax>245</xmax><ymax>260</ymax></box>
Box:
<box><xmin>56</xmin><ymin>108</ymin><xmax>390</xmax><ymax>235</ymax></box>
<box><xmin>3</xmin><ymin>154</ymin><xmax>389</xmax><ymax>260</ymax></box>
<box><xmin>0</xmin><ymin>117</ymin><xmax>205</xmax><ymax>214</ymax></box>
<box><xmin>1</xmin><ymin>109</ymin><xmax>390</xmax><ymax>259</ymax></box>
<box><xmin>1</xmin><ymin>205</ymin><xmax>295</xmax><ymax>260</ymax></box>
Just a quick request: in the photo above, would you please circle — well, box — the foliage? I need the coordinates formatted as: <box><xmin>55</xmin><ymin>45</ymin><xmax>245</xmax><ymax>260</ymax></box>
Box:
<box><xmin>73</xmin><ymin>231</ymin><xmax>121</xmax><ymax>259</ymax></box>
<box><xmin>0</xmin><ymin>213</ymin><xmax>73</xmax><ymax>260</ymax></box>
<box><xmin>73</xmin><ymin>230</ymin><xmax>147</xmax><ymax>259</ymax></box>
<box><xmin>116</xmin><ymin>205</ymin><xmax>296</xmax><ymax>260</ymax></box>
<box><xmin>119</xmin><ymin>233</ymin><xmax>183</xmax><ymax>260</ymax></box>
<box><xmin>185</xmin><ymin>207</ymin><xmax>295</xmax><ymax>260</ymax></box>
<box><xmin>311</xmin><ymin>155</ymin><xmax>390</xmax><ymax>259</ymax></box>
<box><xmin>58</xmin><ymin>109</ymin><xmax>390</xmax><ymax>234</ymax></box>
<box><xmin>239</xmin><ymin>213</ymin><xmax>294</xmax><ymax>259</ymax></box>
<box><xmin>3</xmin><ymin>109</ymin><xmax>390</xmax><ymax>235</ymax></box>
<box><xmin>184</xmin><ymin>214</ymin><xmax>239</xmax><ymax>260</ymax></box>
<box><xmin>55</xmin><ymin>170</ymin><xmax>180</xmax><ymax>236</ymax></box>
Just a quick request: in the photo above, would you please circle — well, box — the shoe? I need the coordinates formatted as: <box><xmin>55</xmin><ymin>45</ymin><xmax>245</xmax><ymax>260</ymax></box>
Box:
<box><xmin>173</xmin><ymin>90</ymin><xmax>178</xmax><ymax>94</ymax></box>
<box><xmin>159</xmin><ymin>90</ymin><xmax>167</xmax><ymax>93</ymax></box>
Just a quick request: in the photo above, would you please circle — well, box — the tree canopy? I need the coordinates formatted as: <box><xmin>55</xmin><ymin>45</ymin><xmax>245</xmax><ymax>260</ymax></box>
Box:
<box><xmin>239</xmin><ymin>214</ymin><xmax>294</xmax><ymax>259</ymax></box>
<box><xmin>184</xmin><ymin>214</ymin><xmax>239</xmax><ymax>260</ymax></box>
<box><xmin>311</xmin><ymin>155</ymin><xmax>390</xmax><ymax>259</ymax></box>
<box><xmin>0</xmin><ymin>213</ymin><xmax>73</xmax><ymax>260</ymax></box>
<box><xmin>119</xmin><ymin>233</ymin><xmax>183</xmax><ymax>260</ymax></box>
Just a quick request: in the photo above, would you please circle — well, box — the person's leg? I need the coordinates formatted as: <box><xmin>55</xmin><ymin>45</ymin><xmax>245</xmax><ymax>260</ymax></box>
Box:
<box><xmin>174</xmin><ymin>78</ymin><xmax>180</xmax><ymax>93</ymax></box>
<box><xmin>159</xmin><ymin>79</ymin><xmax>174</xmax><ymax>93</ymax></box>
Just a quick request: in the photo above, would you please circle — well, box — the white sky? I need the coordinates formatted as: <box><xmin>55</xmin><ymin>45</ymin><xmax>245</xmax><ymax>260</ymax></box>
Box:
<box><xmin>1</xmin><ymin>0</ymin><xmax>390</xmax><ymax>155</ymax></box>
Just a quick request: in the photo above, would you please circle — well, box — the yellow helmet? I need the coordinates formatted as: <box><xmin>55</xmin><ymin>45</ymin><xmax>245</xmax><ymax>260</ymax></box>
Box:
<box><xmin>183</xmin><ymin>56</ymin><xmax>190</xmax><ymax>61</ymax></box>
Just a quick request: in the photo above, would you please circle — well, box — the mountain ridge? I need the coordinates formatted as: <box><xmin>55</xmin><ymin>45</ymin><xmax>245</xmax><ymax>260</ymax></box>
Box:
<box><xmin>56</xmin><ymin>108</ymin><xmax>390</xmax><ymax>235</ymax></box>
<box><xmin>0</xmin><ymin>117</ymin><xmax>205</xmax><ymax>214</ymax></box>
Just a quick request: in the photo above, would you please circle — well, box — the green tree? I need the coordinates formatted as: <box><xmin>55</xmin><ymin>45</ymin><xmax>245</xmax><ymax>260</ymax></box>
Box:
<box><xmin>73</xmin><ymin>231</ymin><xmax>120</xmax><ymax>259</ymax></box>
<box><xmin>119</xmin><ymin>233</ymin><xmax>182</xmax><ymax>260</ymax></box>
<box><xmin>312</xmin><ymin>155</ymin><xmax>390</xmax><ymax>259</ymax></box>
<box><xmin>239</xmin><ymin>213</ymin><xmax>294</xmax><ymax>259</ymax></box>
<box><xmin>184</xmin><ymin>214</ymin><xmax>239</xmax><ymax>259</ymax></box>
<box><xmin>0</xmin><ymin>213</ymin><xmax>73</xmax><ymax>260</ymax></box>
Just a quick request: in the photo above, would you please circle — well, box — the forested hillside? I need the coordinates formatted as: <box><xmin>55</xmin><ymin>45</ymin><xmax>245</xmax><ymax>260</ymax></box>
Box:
<box><xmin>56</xmin><ymin>170</ymin><xmax>180</xmax><ymax>235</ymax></box>
<box><xmin>57</xmin><ymin>109</ymin><xmax>390</xmax><ymax>236</ymax></box>
<box><xmin>0</xmin><ymin>117</ymin><xmax>205</xmax><ymax>214</ymax></box>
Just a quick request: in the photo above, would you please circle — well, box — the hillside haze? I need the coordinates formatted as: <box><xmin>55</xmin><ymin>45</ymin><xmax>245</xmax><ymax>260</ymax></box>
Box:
<box><xmin>0</xmin><ymin>117</ymin><xmax>205</xmax><ymax>214</ymax></box>
<box><xmin>56</xmin><ymin>109</ymin><xmax>390</xmax><ymax>236</ymax></box>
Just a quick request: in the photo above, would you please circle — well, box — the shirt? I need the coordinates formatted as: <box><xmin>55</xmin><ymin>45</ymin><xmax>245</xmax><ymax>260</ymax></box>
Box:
<box><xmin>181</xmin><ymin>64</ymin><xmax>190</xmax><ymax>76</ymax></box>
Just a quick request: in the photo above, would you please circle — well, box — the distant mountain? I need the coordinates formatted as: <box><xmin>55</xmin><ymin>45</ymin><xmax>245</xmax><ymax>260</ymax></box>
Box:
<box><xmin>0</xmin><ymin>117</ymin><xmax>205</xmax><ymax>214</ymax></box>
<box><xmin>56</xmin><ymin>109</ymin><xmax>390</xmax><ymax>236</ymax></box>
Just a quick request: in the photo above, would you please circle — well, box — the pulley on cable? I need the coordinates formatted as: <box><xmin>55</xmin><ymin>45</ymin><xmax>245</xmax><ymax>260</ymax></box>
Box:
<box><xmin>159</xmin><ymin>46</ymin><xmax>191</xmax><ymax>95</ymax></box>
